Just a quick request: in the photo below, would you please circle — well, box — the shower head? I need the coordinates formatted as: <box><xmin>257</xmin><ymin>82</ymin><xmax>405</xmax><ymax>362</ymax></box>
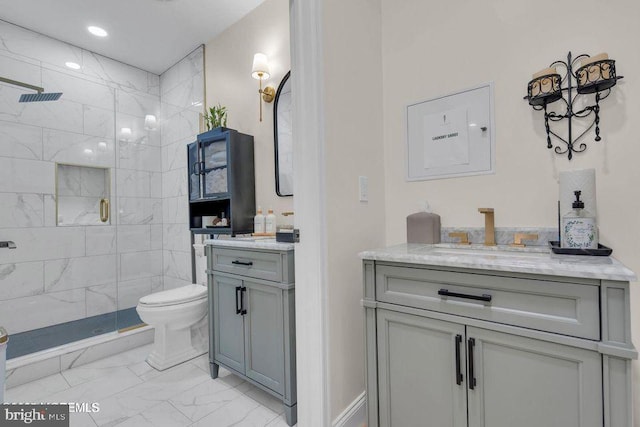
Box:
<box><xmin>0</xmin><ymin>76</ymin><xmax>63</xmax><ymax>103</ymax></box>
<box><xmin>19</xmin><ymin>92</ymin><xmax>63</xmax><ymax>103</ymax></box>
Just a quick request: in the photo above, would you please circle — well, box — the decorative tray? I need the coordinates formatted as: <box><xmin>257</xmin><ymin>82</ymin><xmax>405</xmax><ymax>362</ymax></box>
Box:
<box><xmin>549</xmin><ymin>241</ymin><xmax>612</xmax><ymax>256</ymax></box>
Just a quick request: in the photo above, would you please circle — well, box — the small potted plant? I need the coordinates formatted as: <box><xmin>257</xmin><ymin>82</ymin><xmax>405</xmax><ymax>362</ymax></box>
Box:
<box><xmin>204</xmin><ymin>104</ymin><xmax>228</xmax><ymax>132</ymax></box>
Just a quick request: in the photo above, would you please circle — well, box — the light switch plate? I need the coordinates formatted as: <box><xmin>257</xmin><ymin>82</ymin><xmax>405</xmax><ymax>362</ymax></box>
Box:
<box><xmin>359</xmin><ymin>176</ymin><xmax>368</xmax><ymax>202</ymax></box>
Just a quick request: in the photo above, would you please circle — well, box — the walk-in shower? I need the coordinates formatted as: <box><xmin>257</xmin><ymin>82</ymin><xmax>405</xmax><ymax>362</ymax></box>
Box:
<box><xmin>0</xmin><ymin>33</ymin><xmax>160</xmax><ymax>361</ymax></box>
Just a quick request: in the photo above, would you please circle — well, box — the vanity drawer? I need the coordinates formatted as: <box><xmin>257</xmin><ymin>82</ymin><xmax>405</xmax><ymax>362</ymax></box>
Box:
<box><xmin>375</xmin><ymin>264</ymin><xmax>600</xmax><ymax>340</ymax></box>
<box><xmin>212</xmin><ymin>248</ymin><xmax>283</xmax><ymax>282</ymax></box>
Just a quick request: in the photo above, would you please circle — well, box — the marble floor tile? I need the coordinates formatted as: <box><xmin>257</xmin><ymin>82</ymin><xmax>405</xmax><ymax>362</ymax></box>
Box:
<box><xmin>90</xmin><ymin>363</ymin><xmax>210</xmax><ymax>426</ymax></box>
<box><xmin>62</xmin><ymin>345</ymin><xmax>151</xmax><ymax>386</ymax></box>
<box><xmin>5</xmin><ymin>373</ymin><xmax>70</xmax><ymax>403</ymax></box>
<box><xmin>46</xmin><ymin>367</ymin><xmax>143</xmax><ymax>404</ymax></box>
<box><xmin>189</xmin><ymin>394</ymin><xmax>280</xmax><ymax>427</ymax></box>
<box><xmin>7</xmin><ymin>344</ymin><xmax>293</xmax><ymax>427</ymax></box>
<box><xmin>108</xmin><ymin>401</ymin><xmax>190</xmax><ymax>427</ymax></box>
<box><xmin>69</xmin><ymin>411</ymin><xmax>99</xmax><ymax>427</ymax></box>
<box><xmin>169</xmin><ymin>376</ymin><xmax>241</xmax><ymax>421</ymax></box>
<box><xmin>243</xmin><ymin>386</ymin><xmax>286</xmax><ymax>415</ymax></box>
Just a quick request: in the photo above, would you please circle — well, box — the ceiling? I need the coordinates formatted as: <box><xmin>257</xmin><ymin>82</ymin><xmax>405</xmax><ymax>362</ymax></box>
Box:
<box><xmin>0</xmin><ymin>0</ymin><xmax>265</xmax><ymax>74</ymax></box>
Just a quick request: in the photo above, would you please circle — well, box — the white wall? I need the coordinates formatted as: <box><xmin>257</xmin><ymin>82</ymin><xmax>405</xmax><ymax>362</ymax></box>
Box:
<box><xmin>160</xmin><ymin>47</ymin><xmax>205</xmax><ymax>290</ymax></box>
<box><xmin>204</xmin><ymin>0</ymin><xmax>292</xmax><ymax>219</ymax></box>
<box><xmin>322</xmin><ymin>0</ymin><xmax>386</xmax><ymax>420</ymax></box>
<box><xmin>380</xmin><ymin>0</ymin><xmax>640</xmax><ymax>420</ymax></box>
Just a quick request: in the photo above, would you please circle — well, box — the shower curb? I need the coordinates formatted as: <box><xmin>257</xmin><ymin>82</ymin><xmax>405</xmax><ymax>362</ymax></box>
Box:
<box><xmin>5</xmin><ymin>325</ymin><xmax>153</xmax><ymax>389</ymax></box>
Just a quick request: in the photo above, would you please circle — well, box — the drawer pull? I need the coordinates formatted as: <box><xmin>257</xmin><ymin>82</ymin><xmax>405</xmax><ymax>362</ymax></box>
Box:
<box><xmin>232</xmin><ymin>260</ymin><xmax>254</xmax><ymax>266</ymax></box>
<box><xmin>455</xmin><ymin>334</ymin><xmax>463</xmax><ymax>385</ymax></box>
<box><xmin>438</xmin><ymin>289</ymin><xmax>492</xmax><ymax>302</ymax></box>
<box><xmin>468</xmin><ymin>338</ymin><xmax>477</xmax><ymax>390</ymax></box>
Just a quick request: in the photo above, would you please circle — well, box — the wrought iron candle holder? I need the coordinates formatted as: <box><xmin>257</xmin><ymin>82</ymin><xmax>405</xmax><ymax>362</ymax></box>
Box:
<box><xmin>524</xmin><ymin>51</ymin><xmax>623</xmax><ymax>160</ymax></box>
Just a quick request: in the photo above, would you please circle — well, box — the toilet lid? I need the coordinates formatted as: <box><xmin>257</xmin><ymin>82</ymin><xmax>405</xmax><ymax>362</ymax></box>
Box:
<box><xmin>139</xmin><ymin>284</ymin><xmax>207</xmax><ymax>306</ymax></box>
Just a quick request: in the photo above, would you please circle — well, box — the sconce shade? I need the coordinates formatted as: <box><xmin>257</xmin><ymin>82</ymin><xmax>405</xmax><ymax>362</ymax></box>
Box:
<box><xmin>144</xmin><ymin>114</ymin><xmax>157</xmax><ymax>130</ymax></box>
<box><xmin>576</xmin><ymin>53</ymin><xmax>619</xmax><ymax>94</ymax></box>
<box><xmin>252</xmin><ymin>53</ymin><xmax>271</xmax><ymax>80</ymax></box>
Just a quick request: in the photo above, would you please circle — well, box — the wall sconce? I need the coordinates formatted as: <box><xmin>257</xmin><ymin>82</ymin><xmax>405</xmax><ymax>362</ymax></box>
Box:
<box><xmin>144</xmin><ymin>114</ymin><xmax>157</xmax><ymax>130</ymax></box>
<box><xmin>120</xmin><ymin>127</ymin><xmax>132</xmax><ymax>141</ymax></box>
<box><xmin>251</xmin><ymin>53</ymin><xmax>275</xmax><ymax>122</ymax></box>
<box><xmin>524</xmin><ymin>51</ymin><xmax>622</xmax><ymax>160</ymax></box>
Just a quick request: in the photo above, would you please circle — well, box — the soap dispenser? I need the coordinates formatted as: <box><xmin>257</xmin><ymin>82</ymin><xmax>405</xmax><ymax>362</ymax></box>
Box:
<box><xmin>265</xmin><ymin>208</ymin><xmax>276</xmax><ymax>234</ymax></box>
<box><xmin>254</xmin><ymin>206</ymin><xmax>265</xmax><ymax>234</ymax></box>
<box><xmin>561</xmin><ymin>190</ymin><xmax>598</xmax><ymax>249</ymax></box>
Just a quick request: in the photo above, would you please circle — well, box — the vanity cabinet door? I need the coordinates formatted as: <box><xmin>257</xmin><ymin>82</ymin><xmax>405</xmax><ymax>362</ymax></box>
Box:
<box><xmin>213</xmin><ymin>275</ymin><xmax>245</xmax><ymax>374</ymax></box>
<box><xmin>376</xmin><ymin>309</ymin><xmax>467</xmax><ymax>427</ymax></box>
<box><xmin>243</xmin><ymin>281</ymin><xmax>285</xmax><ymax>394</ymax></box>
<box><xmin>466</xmin><ymin>326</ymin><xmax>602</xmax><ymax>427</ymax></box>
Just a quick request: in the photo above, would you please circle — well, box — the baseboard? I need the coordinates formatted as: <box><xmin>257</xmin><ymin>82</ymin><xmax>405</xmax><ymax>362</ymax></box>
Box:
<box><xmin>333</xmin><ymin>391</ymin><xmax>366</xmax><ymax>427</ymax></box>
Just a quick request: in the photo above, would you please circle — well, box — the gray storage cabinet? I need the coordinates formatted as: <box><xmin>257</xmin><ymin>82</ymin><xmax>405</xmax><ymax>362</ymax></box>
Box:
<box><xmin>363</xmin><ymin>261</ymin><xmax>636</xmax><ymax>427</ymax></box>
<box><xmin>207</xmin><ymin>244</ymin><xmax>296</xmax><ymax>425</ymax></box>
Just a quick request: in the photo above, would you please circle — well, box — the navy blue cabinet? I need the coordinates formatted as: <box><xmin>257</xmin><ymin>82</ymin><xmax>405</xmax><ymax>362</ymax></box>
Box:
<box><xmin>188</xmin><ymin>128</ymin><xmax>255</xmax><ymax>236</ymax></box>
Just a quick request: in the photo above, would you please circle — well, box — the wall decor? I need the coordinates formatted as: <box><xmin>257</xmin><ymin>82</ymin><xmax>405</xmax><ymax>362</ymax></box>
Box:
<box><xmin>524</xmin><ymin>51</ymin><xmax>623</xmax><ymax>160</ymax></box>
<box><xmin>406</xmin><ymin>83</ymin><xmax>495</xmax><ymax>181</ymax></box>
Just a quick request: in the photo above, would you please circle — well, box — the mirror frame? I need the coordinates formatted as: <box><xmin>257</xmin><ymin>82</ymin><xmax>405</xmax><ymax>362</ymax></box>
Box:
<box><xmin>273</xmin><ymin>71</ymin><xmax>292</xmax><ymax>197</ymax></box>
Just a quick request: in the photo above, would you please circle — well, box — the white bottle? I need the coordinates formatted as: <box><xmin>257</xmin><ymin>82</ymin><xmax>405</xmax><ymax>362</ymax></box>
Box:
<box><xmin>562</xmin><ymin>190</ymin><xmax>598</xmax><ymax>249</ymax></box>
<box><xmin>265</xmin><ymin>208</ymin><xmax>277</xmax><ymax>234</ymax></box>
<box><xmin>254</xmin><ymin>206</ymin><xmax>265</xmax><ymax>234</ymax></box>
<box><xmin>220</xmin><ymin>212</ymin><xmax>228</xmax><ymax>227</ymax></box>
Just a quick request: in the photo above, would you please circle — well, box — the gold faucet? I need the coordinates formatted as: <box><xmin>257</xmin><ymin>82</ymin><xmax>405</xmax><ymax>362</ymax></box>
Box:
<box><xmin>478</xmin><ymin>208</ymin><xmax>496</xmax><ymax>246</ymax></box>
<box><xmin>511</xmin><ymin>233</ymin><xmax>539</xmax><ymax>247</ymax></box>
<box><xmin>448</xmin><ymin>232</ymin><xmax>471</xmax><ymax>245</ymax></box>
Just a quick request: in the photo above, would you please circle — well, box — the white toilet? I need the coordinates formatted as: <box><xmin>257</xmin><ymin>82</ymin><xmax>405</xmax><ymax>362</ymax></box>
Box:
<box><xmin>136</xmin><ymin>284</ymin><xmax>208</xmax><ymax>371</ymax></box>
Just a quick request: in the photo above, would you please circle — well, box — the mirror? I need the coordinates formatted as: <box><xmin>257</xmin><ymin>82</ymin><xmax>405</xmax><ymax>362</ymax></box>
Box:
<box><xmin>274</xmin><ymin>71</ymin><xmax>292</xmax><ymax>196</ymax></box>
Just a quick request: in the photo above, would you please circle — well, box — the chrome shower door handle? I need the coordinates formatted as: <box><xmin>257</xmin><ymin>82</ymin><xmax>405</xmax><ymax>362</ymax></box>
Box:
<box><xmin>100</xmin><ymin>199</ymin><xmax>110</xmax><ymax>223</ymax></box>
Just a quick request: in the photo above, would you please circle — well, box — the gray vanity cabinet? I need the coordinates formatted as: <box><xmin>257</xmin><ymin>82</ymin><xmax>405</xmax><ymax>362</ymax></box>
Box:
<box><xmin>207</xmin><ymin>244</ymin><xmax>296</xmax><ymax>426</ymax></box>
<box><xmin>363</xmin><ymin>259</ymin><xmax>636</xmax><ymax>427</ymax></box>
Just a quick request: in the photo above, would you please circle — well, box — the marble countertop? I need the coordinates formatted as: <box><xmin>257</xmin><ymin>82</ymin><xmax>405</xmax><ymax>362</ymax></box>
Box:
<box><xmin>360</xmin><ymin>244</ymin><xmax>636</xmax><ymax>282</ymax></box>
<box><xmin>205</xmin><ymin>237</ymin><xmax>294</xmax><ymax>252</ymax></box>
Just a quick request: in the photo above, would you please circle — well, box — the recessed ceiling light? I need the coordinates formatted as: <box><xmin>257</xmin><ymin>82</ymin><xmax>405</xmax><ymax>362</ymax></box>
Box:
<box><xmin>88</xmin><ymin>26</ymin><xmax>108</xmax><ymax>37</ymax></box>
<box><xmin>65</xmin><ymin>62</ymin><xmax>81</xmax><ymax>70</ymax></box>
<box><xmin>84</xmin><ymin>148</ymin><xmax>94</xmax><ymax>154</ymax></box>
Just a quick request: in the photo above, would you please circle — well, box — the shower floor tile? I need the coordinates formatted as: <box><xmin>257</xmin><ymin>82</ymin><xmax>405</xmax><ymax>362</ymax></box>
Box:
<box><xmin>5</xmin><ymin>344</ymin><xmax>293</xmax><ymax>426</ymax></box>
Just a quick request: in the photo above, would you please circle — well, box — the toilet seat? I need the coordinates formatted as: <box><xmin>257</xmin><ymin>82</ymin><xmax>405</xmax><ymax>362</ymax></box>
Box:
<box><xmin>139</xmin><ymin>284</ymin><xmax>207</xmax><ymax>307</ymax></box>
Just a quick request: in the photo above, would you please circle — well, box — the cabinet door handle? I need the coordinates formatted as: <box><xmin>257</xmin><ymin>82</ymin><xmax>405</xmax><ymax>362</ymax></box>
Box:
<box><xmin>240</xmin><ymin>287</ymin><xmax>247</xmax><ymax>315</ymax></box>
<box><xmin>232</xmin><ymin>260</ymin><xmax>253</xmax><ymax>266</ymax></box>
<box><xmin>438</xmin><ymin>289</ymin><xmax>492</xmax><ymax>302</ymax></box>
<box><xmin>455</xmin><ymin>334</ymin><xmax>463</xmax><ymax>385</ymax></box>
<box><xmin>192</xmin><ymin>162</ymin><xmax>200</xmax><ymax>175</ymax></box>
<box><xmin>235</xmin><ymin>286</ymin><xmax>242</xmax><ymax>314</ymax></box>
<box><xmin>468</xmin><ymin>338</ymin><xmax>477</xmax><ymax>390</ymax></box>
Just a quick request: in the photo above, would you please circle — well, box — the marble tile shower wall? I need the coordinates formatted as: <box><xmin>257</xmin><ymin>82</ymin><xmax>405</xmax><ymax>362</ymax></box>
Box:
<box><xmin>160</xmin><ymin>47</ymin><xmax>205</xmax><ymax>290</ymax></box>
<box><xmin>0</xmin><ymin>21</ymin><xmax>163</xmax><ymax>335</ymax></box>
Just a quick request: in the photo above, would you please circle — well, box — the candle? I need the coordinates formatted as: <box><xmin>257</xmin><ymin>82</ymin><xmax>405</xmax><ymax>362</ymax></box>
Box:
<box><xmin>531</xmin><ymin>67</ymin><xmax>559</xmax><ymax>97</ymax></box>
<box><xmin>578</xmin><ymin>53</ymin><xmax>610</xmax><ymax>85</ymax></box>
